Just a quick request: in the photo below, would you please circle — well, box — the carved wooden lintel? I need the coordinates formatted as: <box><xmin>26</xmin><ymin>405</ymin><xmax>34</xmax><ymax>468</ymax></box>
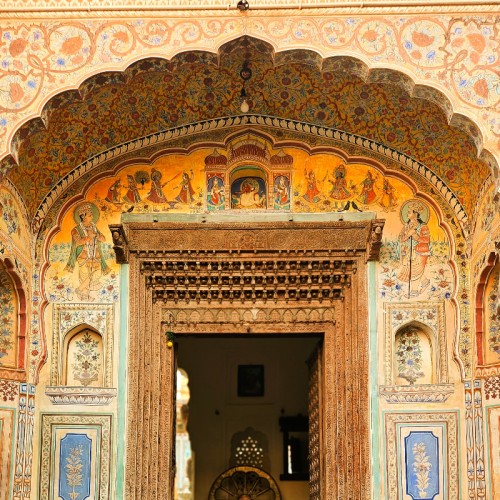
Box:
<box><xmin>110</xmin><ymin>218</ymin><xmax>385</xmax><ymax>260</ymax></box>
<box><xmin>109</xmin><ymin>223</ymin><xmax>129</xmax><ymax>264</ymax></box>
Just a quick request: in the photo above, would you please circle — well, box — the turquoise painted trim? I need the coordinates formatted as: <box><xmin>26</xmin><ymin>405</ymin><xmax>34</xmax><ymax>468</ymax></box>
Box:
<box><xmin>368</xmin><ymin>261</ymin><xmax>381</xmax><ymax>498</ymax></box>
<box><xmin>484</xmin><ymin>404</ymin><xmax>500</xmax><ymax>500</ymax></box>
<box><xmin>0</xmin><ymin>405</ymin><xmax>17</xmax><ymax>500</ymax></box>
<box><xmin>122</xmin><ymin>210</ymin><xmax>376</xmax><ymax>224</ymax></box>
<box><xmin>116</xmin><ymin>264</ymin><xmax>129</xmax><ymax>500</ymax></box>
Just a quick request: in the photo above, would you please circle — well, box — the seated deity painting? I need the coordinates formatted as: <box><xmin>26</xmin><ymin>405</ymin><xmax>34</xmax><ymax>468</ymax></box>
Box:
<box><xmin>231</xmin><ymin>177</ymin><xmax>267</xmax><ymax>209</ymax></box>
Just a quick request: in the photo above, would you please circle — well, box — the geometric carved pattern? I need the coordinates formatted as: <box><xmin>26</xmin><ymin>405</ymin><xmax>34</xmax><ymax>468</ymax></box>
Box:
<box><xmin>162</xmin><ymin>306</ymin><xmax>335</xmax><ymax>332</ymax></box>
<box><xmin>384</xmin><ymin>411</ymin><xmax>459</xmax><ymax>500</ymax></box>
<box><xmin>308</xmin><ymin>343</ymin><xmax>322</xmax><ymax>500</ymax></box>
<box><xmin>230</xmin><ymin>429</ymin><xmax>268</xmax><ymax>470</ymax></box>
<box><xmin>144</xmin><ymin>256</ymin><xmax>356</xmax><ymax>304</ymax></box>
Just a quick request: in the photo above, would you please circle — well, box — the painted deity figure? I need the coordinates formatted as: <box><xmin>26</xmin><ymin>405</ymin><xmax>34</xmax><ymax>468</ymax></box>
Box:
<box><xmin>329</xmin><ymin>164</ymin><xmax>351</xmax><ymax>200</ymax></box>
<box><xmin>397</xmin><ymin>200</ymin><xmax>431</xmax><ymax>293</ymax></box>
<box><xmin>176</xmin><ymin>170</ymin><xmax>195</xmax><ymax>204</ymax></box>
<box><xmin>123</xmin><ymin>174</ymin><xmax>142</xmax><ymax>204</ymax></box>
<box><xmin>357</xmin><ymin>170</ymin><xmax>378</xmax><ymax>205</ymax></box>
<box><xmin>147</xmin><ymin>168</ymin><xmax>168</xmax><ymax>203</ymax></box>
<box><xmin>274</xmin><ymin>175</ymin><xmax>290</xmax><ymax>208</ymax></box>
<box><xmin>65</xmin><ymin>202</ymin><xmax>110</xmax><ymax>301</ymax></box>
<box><xmin>234</xmin><ymin>178</ymin><xmax>265</xmax><ymax>209</ymax></box>
<box><xmin>303</xmin><ymin>169</ymin><xmax>321</xmax><ymax>203</ymax></box>
<box><xmin>207</xmin><ymin>176</ymin><xmax>225</xmax><ymax>209</ymax></box>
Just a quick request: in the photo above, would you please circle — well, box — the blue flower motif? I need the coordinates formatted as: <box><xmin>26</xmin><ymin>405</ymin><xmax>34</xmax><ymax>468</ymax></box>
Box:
<box><xmin>56</xmin><ymin>58</ymin><xmax>65</xmax><ymax>66</ymax></box>
<box><xmin>1</xmin><ymin>60</ymin><xmax>8</xmax><ymax>69</ymax></box>
<box><xmin>3</xmin><ymin>32</ymin><xmax>11</xmax><ymax>40</ymax></box>
<box><xmin>404</xmin><ymin>41</ymin><xmax>412</xmax><ymax>50</ymax></box>
<box><xmin>0</xmin><ymin>118</ymin><xmax>7</xmax><ymax>126</ymax></box>
<box><xmin>445</xmin><ymin>292</ymin><xmax>451</xmax><ymax>299</ymax></box>
<box><xmin>459</xmin><ymin>79</ymin><xmax>467</xmax><ymax>87</ymax></box>
<box><xmin>27</xmin><ymin>80</ymin><xmax>36</xmax><ymax>89</ymax></box>
<box><xmin>427</xmin><ymin>50</ymin><xmax>435</xmax><ymax>60</ymax></box>
<box><xmin>395</xmin><ymin>284</ymin><xmax>401</xmax><ymax>290</ymax></box>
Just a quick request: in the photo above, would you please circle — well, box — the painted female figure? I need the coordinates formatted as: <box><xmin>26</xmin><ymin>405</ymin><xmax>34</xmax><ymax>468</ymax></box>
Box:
<box><xmin>303</xmin><ymin>169</ymin><xmax>321</xmax><ymax>203</ymax></box>
<box><xmin>207</xmin><ymin>176</ymin><xmax>225</xmax><ymax>210</ymax></box>
<box><xmin>274</xmin><ymin>175</ymin><xmax>290</xmax><ymax>209</ymax></box>
<box><xmin>357</xmin><ymin>170</ymin><xmax>377</xmax><ymax>205</ymax></box>
<box><xmin>397</xmin><ymin>200</ymin><xmax>431</xmax><ymax>291</ymax></box>
<box><xmin>176</xmin><ymin>170</ymin><xmax>195</xmax><ymax>204</ymax></box>
<box><xmin>104</xmin><ymin>179</ymin><xmax>121</xmax><ymax>204</ymax></box>
<box><xmin>123</xmin><ymin>174</ymin><xmax>142</xmax><ymax>204</ymax></box>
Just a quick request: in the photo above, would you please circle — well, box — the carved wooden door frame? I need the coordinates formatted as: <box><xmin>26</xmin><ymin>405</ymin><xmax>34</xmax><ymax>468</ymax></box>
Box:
<box><xmin>110</xmin><ymin>219</ymin><xmax>384</xmax><ymax>499</ymax></box>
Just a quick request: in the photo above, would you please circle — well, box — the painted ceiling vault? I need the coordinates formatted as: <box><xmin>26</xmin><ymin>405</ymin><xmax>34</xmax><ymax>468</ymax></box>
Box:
<box><xmin>1</xmin><ymin>36</ymin><xmax>494</xmax><ymax>229</ymax></box>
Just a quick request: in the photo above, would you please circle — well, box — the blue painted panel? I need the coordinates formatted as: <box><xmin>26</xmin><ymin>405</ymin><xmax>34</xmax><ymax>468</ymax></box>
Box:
<box><xmin>59</xmin><ymin>433</ymin><xmax>92</xmax><ymax>500</ymax></box>
<box><xmin>405</xmin><ymin>431</ymin><xmax>439</xmax><ymax>500</ymax></box>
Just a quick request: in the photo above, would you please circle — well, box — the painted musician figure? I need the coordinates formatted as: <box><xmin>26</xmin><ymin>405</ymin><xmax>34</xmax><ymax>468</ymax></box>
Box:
<box><xmin>65</xmin><ymin>202</ymin><xmax>110</xmax><ymax>301</ymax></box>
<box><xmin>397</xmin><ymin>200</ymin><xmax>431</xmax><ymax>293</ymax></box>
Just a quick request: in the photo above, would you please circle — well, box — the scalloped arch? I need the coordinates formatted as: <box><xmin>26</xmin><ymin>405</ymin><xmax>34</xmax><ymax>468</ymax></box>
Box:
<box><xmin>2</xmin><ymin>36</ymin><xmax>496</xmax><ymax>226</ymax></box>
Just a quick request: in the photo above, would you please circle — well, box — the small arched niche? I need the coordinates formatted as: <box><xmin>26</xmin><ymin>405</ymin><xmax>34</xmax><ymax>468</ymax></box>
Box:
<box><xmin>394</xmin><ymin>323</ymin><xmax>433</xmax><ymax>386</ymax></box>
<box><xmin>62</xmin><ymin>325</ymin><xmax>104</xmax><ymax>387</ymax></box>
<box><xmin>46</xmin><ymin>307</ymin><xmax>116</xmax><ymax>405</ymax></box>
<box><xmin>381</xmin><ymin>301</ymin><xmax>452</xmax><ymax>403</ymax></box>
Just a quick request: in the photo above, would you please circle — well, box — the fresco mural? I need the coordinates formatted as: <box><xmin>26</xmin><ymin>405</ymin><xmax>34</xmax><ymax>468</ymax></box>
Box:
<box><xmin>45</xmin><ymin>138</ymin><xmax>454</xmax><ymax>307</ymax></box>
<box><xmin>206</xmin><ymin>174</ymin><xmax>225</xmax><ymax>211</ymax></box>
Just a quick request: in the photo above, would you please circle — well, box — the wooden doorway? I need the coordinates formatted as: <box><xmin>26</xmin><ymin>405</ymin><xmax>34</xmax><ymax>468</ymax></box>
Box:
<box><xmin>111</xmin><ymin>218</ymin><xmax>383</xmax><ymax>499</ymax></box>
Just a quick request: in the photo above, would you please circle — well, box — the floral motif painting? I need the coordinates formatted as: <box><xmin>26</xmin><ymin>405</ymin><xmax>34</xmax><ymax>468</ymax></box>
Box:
<box><xmin>59</xmin><ymin>434</ymin><xmax>92</xmax><ymax>500</ymax></box>
<box><xmin>404</xmin><ymin>431</ymin><xmax>440</xmax><ymax>500</ymax></box>
<box><xmin>39</xmin><ymin>414</ymin><xmax>111</xmax><ymax>500</ymax></box>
